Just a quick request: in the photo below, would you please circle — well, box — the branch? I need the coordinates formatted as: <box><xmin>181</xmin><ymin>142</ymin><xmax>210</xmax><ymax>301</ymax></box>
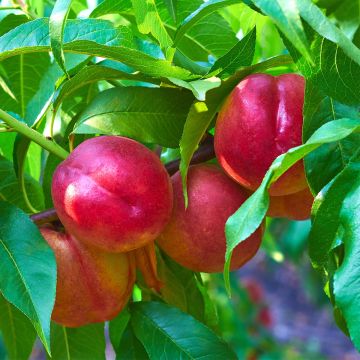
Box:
<box><xmin>0</xmin><ymin>109</ymin><xmax>69</xmax><ymax>160</ymax></box>
<box><xmin>31</xmin><ymin>136</ymin><xmax>215</xmax><ymax>225</ymax></box>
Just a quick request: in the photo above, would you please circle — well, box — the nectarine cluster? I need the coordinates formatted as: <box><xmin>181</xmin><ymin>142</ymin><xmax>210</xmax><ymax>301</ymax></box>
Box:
<box><xmin>45</xmin><ymin>72</ymin><xmax>311</xmax><ymax>327</ymax></box>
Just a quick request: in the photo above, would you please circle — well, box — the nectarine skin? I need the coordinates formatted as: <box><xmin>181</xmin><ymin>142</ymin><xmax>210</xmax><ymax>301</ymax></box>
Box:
<box><xmin>52</xmin><ymin>136</ymin><xmax>173</xmax><ymax>253</ymax></box>
<box><xmin>40</xmin><ymin>228</ymin><xmax>135</xmax><ymax>327</ymax></box>
<box><xmin>267</xmin><ymin>187</ymin><xmax>314</xmax><ymax>220</ymax></box>
<box><xmin>215</xmin><ymin>73</ymin><xmax>306</xmax><ymax>196</ymax></box>
<box><xmin>157</xmin><ymin>165</ymin><xmax>263</xmax><ymax>273</ymax></box>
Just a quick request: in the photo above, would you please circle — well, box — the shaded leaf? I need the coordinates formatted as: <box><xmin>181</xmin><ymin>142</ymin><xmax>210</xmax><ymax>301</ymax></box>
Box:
<box><xmin>0</xmin><ymin>155</ymin><xmax>44</xmax><ymax>212</ymax></box>
<box><xmin>50</xmin><ymin>322</ymin><xmax>106</xmax><ymax>360</ymax></box>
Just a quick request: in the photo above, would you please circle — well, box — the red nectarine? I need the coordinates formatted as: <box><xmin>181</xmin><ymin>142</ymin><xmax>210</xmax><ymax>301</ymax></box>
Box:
<box><xmin>267</xmin><ymin>187</ymin><xmax>314</xmax><ymax>220</ymax></box>
<box><xmin>157</xmin><ymin>164</ymin><xmax>263</xmax><ymax>273</ymax></box>
<box><xmin>215</xmin><ymin>73</ymin><xmax>306</xmax><ymax>196</ymax></box>
<box><xmin>52</xmin><ymin>136</ymin><xmax>173</xmax><ymax>253</ymax></box>
<box><xmin>40</xmin><ymin>228</ymin><xmax>135</xmax><ymax>327</ymax></box>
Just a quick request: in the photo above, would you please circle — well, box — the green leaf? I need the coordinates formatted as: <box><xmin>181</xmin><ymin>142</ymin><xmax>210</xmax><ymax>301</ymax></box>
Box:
<box><xmin>303</xmin><ymin>81</ymin><xmax>360</xmax><ymax>193</ymax></box>
<box><xmin>26</xmin><ymin>53</ymin><xmax>89</xmax><ymax>128</ymax></box>
<box><xmin>158</xmin><ymin>252</ymin><xmax>218</xmax><ymax>329</ymax></box>
<box><xmin>283</xmin><ymin>27</ymin><xmax>360</xmax><ymax>106</ymax></box>
<box><xmin>90</xmin><ymin>0</ymin><xmax>132</xmax><ymax>18</ymax></box>
<box><xmin>163</xmin><ymin>0</ymin><xmax>177</xmax><ymax>24</ymax></box>
<box><xmin>209</xmin><ymin>27</ymin><xmax>256</xmax><ymax>78</ymax></box>
<box><xmin>118</xmin><ymin>324</ymin><xmax>149</xmax><ymax>360</ymax></box>
<box><xmin>155</xmin><ymin>0</ymin><xmax>238</xmax><ymax>61</ymax></box>
<box><xmin>110</xmin><ymin>309</ymin><xmax>149</xmax><ymax>360</ymax></box>
<box><xmin>0</xmin><ymin>53</ymin><xmax>51</xmax><ymax>121</ymax></box>
<box><xmin>50</xmin><ymin>322</ymin><xmax>106</xmax><ymax>360</ymax></box>
<box><xmin>53</xmin><ymin>64</ymin><xmax>160</xmax><ymax>115</ymax></box>
<box><xmin>296</xmin><ymin>0</ymin><xmax>360</xmax><ymax>66</ymax></box>
<box><xmin>0</xmin><ymin>295</ymin><xmax>36</xmax><ymax>360</ymax></box>
<box><xmin>308</xmin><ymin>150</ymin><xmax>360</xmax><ymax>350</ymax></box>
<box><xmin>168</xmin><ymin>77</ymin><xmax>221</xmax><ymax>101</ymax></box>
<box><xmin>130</xmin><ymin>301</ymin><xmax>236</xmax><ymax>359</ymax></box>
<box><xmin>0</xmin><ymin>155</ymin><xmax>44</xmax><ymax>212</ymax></box>
<box><xmin>109</xmin><ymin>308</ymin><xmax>131</xmax><ymax>353</ymax></box>
<box><xmin>0</xmin><ymin>18</ymin><xmax>195</xmax><ymax>80</ymax></box>
<box><xmin>131</xmin><ymin>0</ymin><xmax>173</xmax><ymax>54</ymax></box>
<box><xmin>173</xmin><ymin>0</ymin><xmax>238</xmax><ymax>47</ymax></box>
<box><xmin>224</xmin><ymin>118</ymin><xmax>360</xmax><ymax>293</ymax></box>
<box><xmin>0</xmin><ymin>202</ymin><xmax>57</xmax><ymax>354</ymax></box>
<box><xmin>74</xmin><ymin>87</ymin><xmax>194</xmax><ymax>147</ymax></box>
<box><xmin>50</xmin><ymin>0</ymin><xmax>73</xmax><ymax>74</ymax></box>
<box><xmin>13</xmin><ymin>135</ymin><xmax>39</xmax><ymax>213</ymax></box>
<box><xmin>250</xmin><ymin>0</ymin><xmax>313</xmax><ymax>63</ymax></box>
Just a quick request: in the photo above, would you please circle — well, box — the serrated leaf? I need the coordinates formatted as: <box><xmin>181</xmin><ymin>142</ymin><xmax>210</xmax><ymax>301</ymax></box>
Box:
<box><xmin>209</xmin><ymin>27</ymin><xmax>256</xmax><ymax>78</ymax></box>
<box><xmin>224</xmin><ymin>118</ymin><xmax>360</xmax><ymax>293</ymax></box>
<box><xmin>0</xmin><ymin>202</ymin><xmax>57</xmax><ymax>354</ymax></box>
<box><xmin>74</xmin><ymin>87</ymin><xmax>194</xmax><ymax>147</ymax></box>
<box><xmin>50</xmin><ymin>322</ymin><xmax>106</xmax><ymax>360</ymax></box>
<box><xmin>130</xmin><ymin>301</ymin><xmax>236</xmax><ymax>359</ymax></box>
<box><xmin>50</xmin><ymin>0</ymin><xmax>72</xmax><ymax>74</ymax></box>
<box><xmin>0</xmin><ymin>295</ymin><xmax>36</xmax><ymax>360</ymax></box>
<box><xmin>0</xmin><ymin>18</ymin><xmax>195</xmax><ymax>80</ymax></box>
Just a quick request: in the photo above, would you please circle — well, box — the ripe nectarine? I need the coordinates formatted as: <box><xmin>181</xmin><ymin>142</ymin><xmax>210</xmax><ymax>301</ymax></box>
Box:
<box><xmin>157</xmin><ymin>164</ymin><xmax>263</xmax><ymax>273</ymax></box>
<box><xmin>40</xmin><ymin>228</ymin><xmax>135</xmax><ymax>327</ymax></box>
<box><xmin>267</xmin><ymin>187</ymin><xmax>314</xmax><ymax>220</ymax></box>
<box><xmin>215</xmin><ymin>73</ymin><xmax>306</xmax><ymax>196</ymax></box>
<box><xmin>52</xmin><ymin>136</ymin><xmax>173</xmax><ymax>253</ymax></box>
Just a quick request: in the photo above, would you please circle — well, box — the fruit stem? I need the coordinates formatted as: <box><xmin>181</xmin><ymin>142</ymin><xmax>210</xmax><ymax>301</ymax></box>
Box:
<box><xmin>0</xmin><ymin>109</ymin><xmax>69</xmax><ymax>160</ymax></box>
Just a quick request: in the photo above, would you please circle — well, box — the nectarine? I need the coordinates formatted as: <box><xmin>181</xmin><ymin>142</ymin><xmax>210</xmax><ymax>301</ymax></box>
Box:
<box><xmin>157</xmin><ymin>164</ymin><xmax>263</xmax><ymax>273</ymax></box>
<box><xmin>215</xmin><ymin>73</ymin><xmax>306</xmax><ymax>196</ymax></box>
<box><xmin>40</xmin><ymin>228</ymin><xmax>135</xmax><ymax>327</ymax></box>
<box><xmin>267</xmin><ymin>187</ymin><xmax>314</xmax><ymax>220</ymax></box>
<box><xmin>52</xmin><ymin>136</ymin><xmax>173</xmax><ymax>253</ymax></box>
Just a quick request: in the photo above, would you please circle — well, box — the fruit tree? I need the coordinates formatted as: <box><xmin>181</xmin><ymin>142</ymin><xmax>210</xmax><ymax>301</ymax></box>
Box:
<box><xmin>0</xmin><ymin>0</ymin><xmax>359</xmax><ymax>359</ymax></box>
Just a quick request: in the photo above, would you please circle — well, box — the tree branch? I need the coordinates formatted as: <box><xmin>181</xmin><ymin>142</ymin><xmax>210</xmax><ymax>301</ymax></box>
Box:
<box><xmin>31</xmin><ymin>136</ymin><xmax>215</xmax><ymax>225</ymax></box>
